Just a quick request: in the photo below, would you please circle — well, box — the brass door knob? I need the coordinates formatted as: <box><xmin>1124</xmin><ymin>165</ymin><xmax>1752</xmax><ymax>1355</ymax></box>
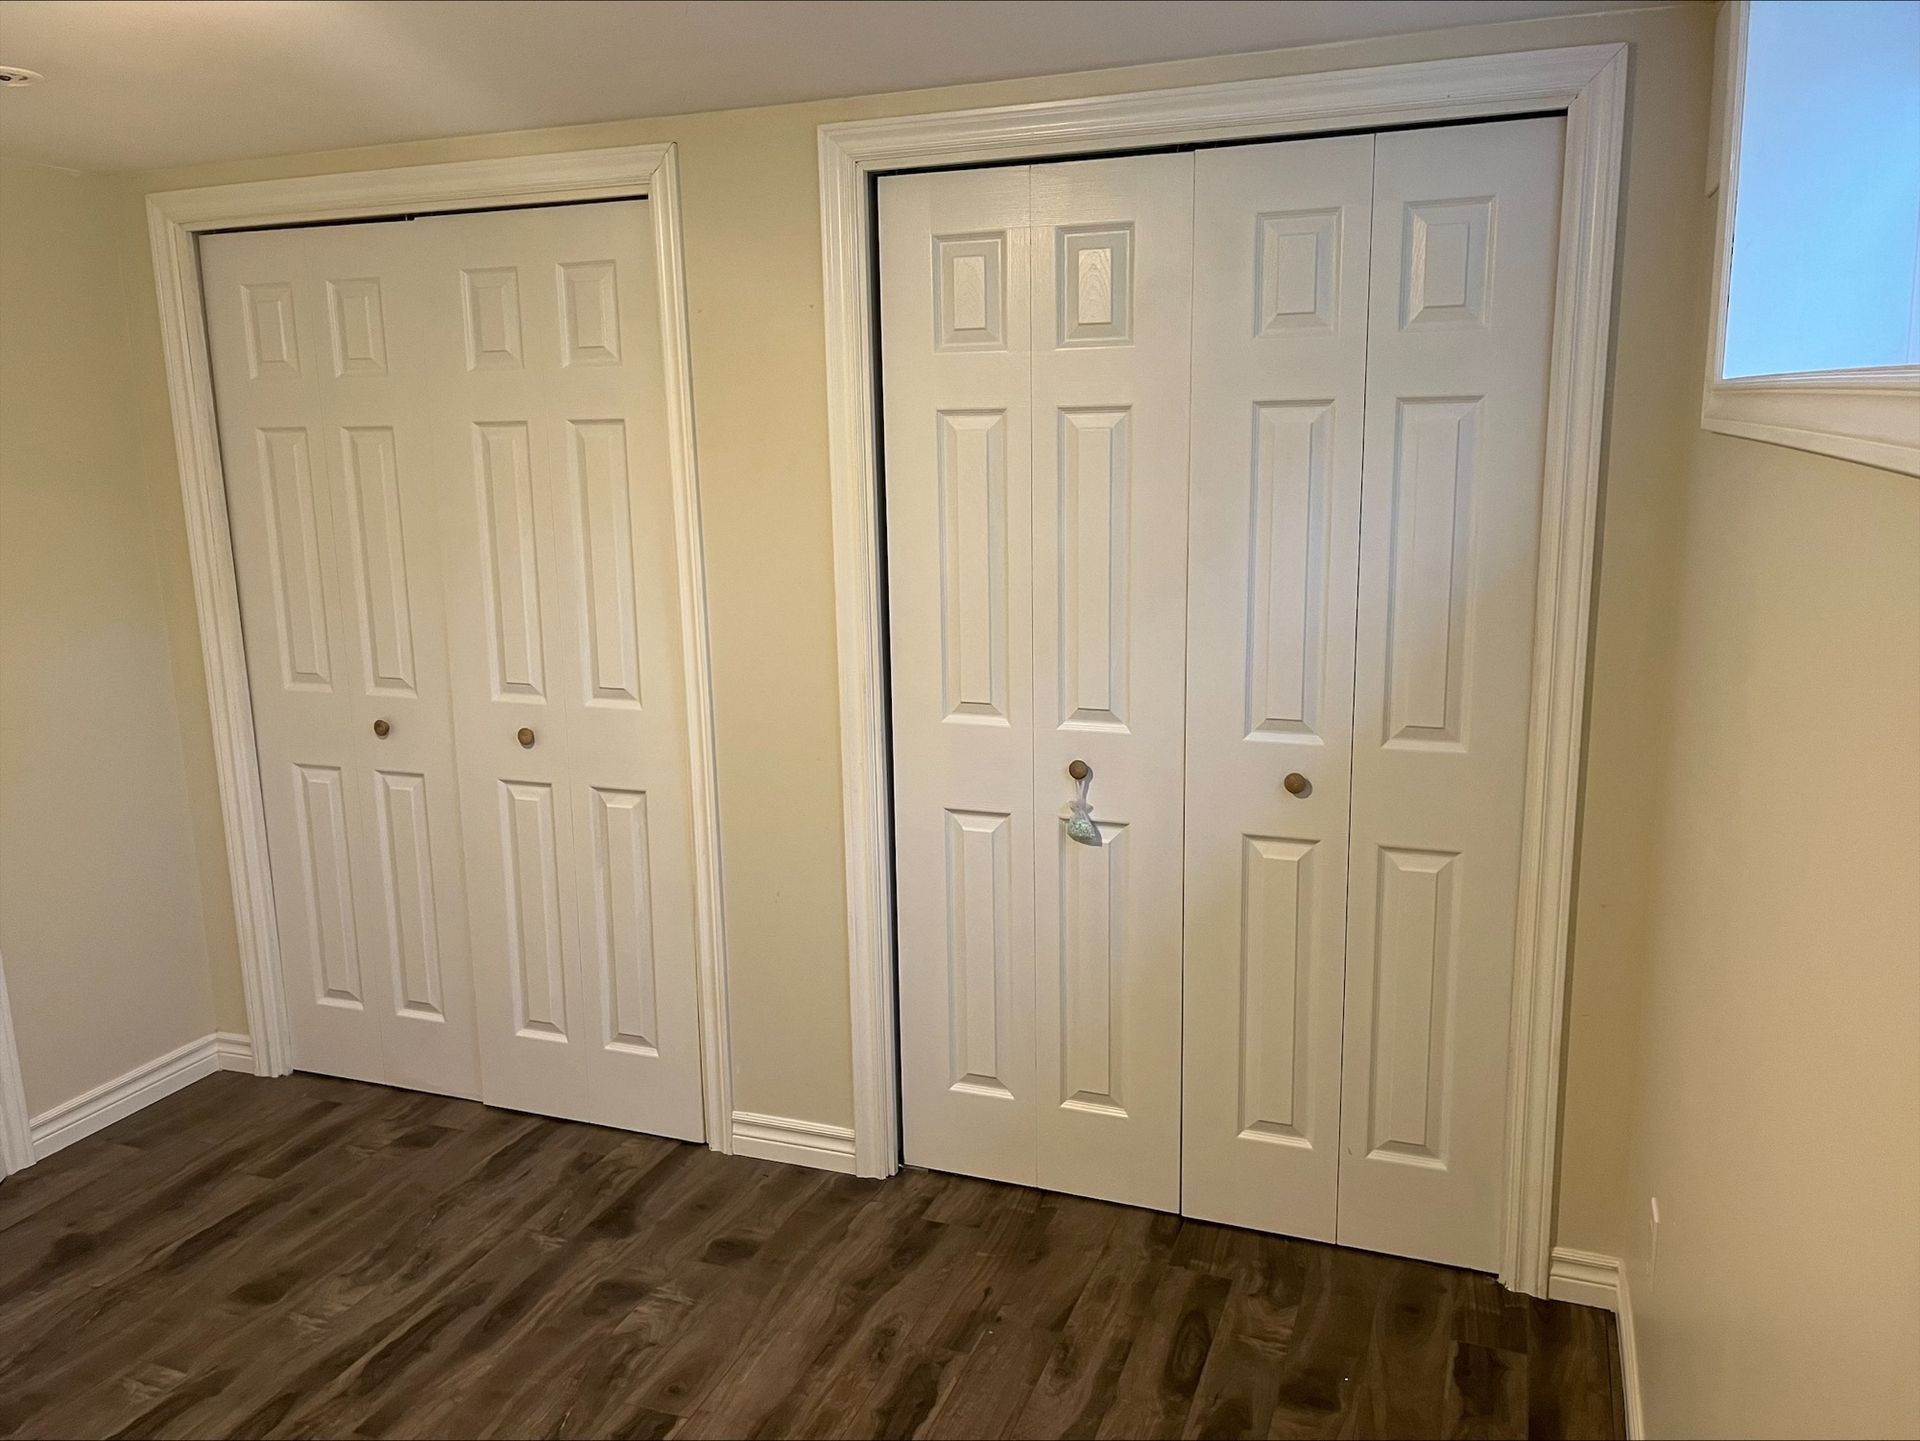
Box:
<box><xmin>1283</xmin><ymin>772</ymin><xmax>1309</xmax><ymax>796</ymax></box>
<box><xmin>517</xmin><ymin>726</ymin><xmax>536</xmax><ymax>749</ymax></box>
<box><xmin>1068</xmin><ymin>759</ymin><xmax>1090</xmax><ymax>781</ymax></box>
<box><xmin>372</xmin><ymin>719</ymin><xmax>391</xmax><ymax>738</ymax></box>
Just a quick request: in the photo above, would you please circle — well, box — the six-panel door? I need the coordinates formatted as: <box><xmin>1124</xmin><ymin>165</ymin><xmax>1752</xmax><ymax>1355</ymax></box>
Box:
<box><xmin>884</xmin><ymin>116</ymin><xmax>1565</xmax><ymax>1269</ymax></box>
<box><xmin>207</xmin><ymin>200</ymin><xmax>705</xmax><ymax>1142</ymax></box>
<box><xmin>883</xmin><ymin>152</ymin><xmax>1195</xmax><ymax>1211</ymax></box>
<box><xmin>420</xmin><ymin>201</ymin><xmax>705</xmax><ymax>1140</ymax></box>
<box><xmin>207</xmin><ymin>222</ymin><xmax>482</xmax><ymax>1100</ymax></box>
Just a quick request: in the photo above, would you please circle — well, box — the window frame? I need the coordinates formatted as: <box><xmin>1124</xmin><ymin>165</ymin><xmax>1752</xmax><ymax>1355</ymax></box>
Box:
<box><xmin>1703</xmin><ymin>0</ymin><xmax>1920</xmax><ymax>476</ymax></box>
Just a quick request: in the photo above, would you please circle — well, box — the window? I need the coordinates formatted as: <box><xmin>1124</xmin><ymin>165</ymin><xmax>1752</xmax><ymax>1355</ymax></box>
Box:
<box><xmin>1705</xmin><ymin>0</ymin><xmax>1920</xmax><ymax>475</ymax></box>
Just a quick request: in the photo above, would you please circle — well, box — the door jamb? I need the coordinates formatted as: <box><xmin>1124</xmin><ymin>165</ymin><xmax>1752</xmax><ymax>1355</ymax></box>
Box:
<box><xmin>818</xmin><ymin>44</ymin><xmax>1629</xmax><ymax>1296</ymax></box>
<box><xmin>147</xmin><ymin>145</ymin><xmax>735</xmax><ymax>1151</ymax></box>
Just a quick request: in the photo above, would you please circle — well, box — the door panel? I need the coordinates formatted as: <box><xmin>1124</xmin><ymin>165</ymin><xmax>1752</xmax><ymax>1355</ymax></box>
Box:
<box><xmin>210</xmin><ymin>201</ymin><xmax>705</xmax><ymax>1141</ymax></box>
<box><xmin>1030</xmin><ymin>155</ymin><xmax>1192</xmax><ymax>1212</ymax></box>
<box><xmin>887</xmin><ymin>153</ymin><xmax>1193</xmax><ymax>1210</ymax></box>
<box><xmin>883</xmin><ymin>165</ymin><xmax>1039</xmax><ymax>1187</ymax></box>
<box><xmin>206</xmin><ymin>222</ymin><xmax>481</xmax><ymax>1099</ymax></box>
<box><xmin>423</xmin><ymin>201</ymin><xmax>706</xmax><ymax>1141</ymax></box>
<box><xmin>1338</xmin><ymin>117</ymin><xmax>1565</xmax><ymax>1271</ymax></box>
<box><xmin>1181</xmin><ymin>135</ymin><xmax>1375</xmax><ymax>1240</ymax></box>
<box><xmin>884</xmin><ymin>118</ymin><xmax>1563</xmax><ymax>1259</ymax></box>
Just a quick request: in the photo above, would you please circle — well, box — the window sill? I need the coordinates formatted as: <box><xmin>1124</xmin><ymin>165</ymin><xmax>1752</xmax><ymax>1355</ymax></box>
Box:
<box><xmin>1701</xmin><ymin>368</ymin><xmax>1920</xmax><ymax>477</ymax></box>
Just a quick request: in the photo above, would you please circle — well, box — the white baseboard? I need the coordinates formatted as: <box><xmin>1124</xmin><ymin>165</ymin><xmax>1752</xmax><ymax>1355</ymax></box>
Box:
<box><xmin>214</xmin><ymin>1031</ymin><xmax>255</xmax><ymax>1072</ymax></box>
<box><xmin>29</xmin><ymin>1031</ymin><xmax>248</xmax><ymax>1160</ymax></box>
<box><xmin>1548</xmin><ymin>1247</ymin><xmax>1643</xmax><ymax>1440</ymax></box>
<box><xmin>1548</xmin><ymin>1245</ymin><xmax>1622</xmax><ymax>1310</ymax></box>
<box><xmin>729</xmin><ymin>1109</ymin><xmax>857</xmax><ymax>1174</ymax></box>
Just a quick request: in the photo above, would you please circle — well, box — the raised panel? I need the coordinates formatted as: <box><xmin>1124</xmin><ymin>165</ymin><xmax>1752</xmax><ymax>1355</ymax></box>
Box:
<box><xmin>327</xmin><ymin>278</ymin><xmax>388</xmax><ymax>376</ymax></box>
<box><xmin>589</xmin><ymin>788</ymin><xmax>659</xmax><ymax>1055</ymax></box>
<box><xmin>1245</xmin><ymin>402</ymin><xmax>1332</xmax><ymax>740</ymax></box>
<box><xmin>1058</xmin><ymin>821</ymin><xmax>1127</xmax><ymax>1113</ymax></box>
<box><xmin>341</xmin><ymin>427</ymin><xmax>417</xmax><ymax>696</ymax></box>
<box><xmin>944</xmin><ymin>809</ymin><xmax>1013</xmax><ymax>1097</ymax></box>
<box><xmin>570</xmin><ymin>420</ymin><xmax>643</xmax><ymax>706</ymax></box>
<box><xmin>1256</xmin><ymin>209</ymin><xmax>1340</xmax><ymax>335</ymax></box>
<box><xmin>462</xmin><ymin>266</ymin><xmax>525</xmax><ymax>370</ymax></box>
<box><xmin>1401</xmin><ymin>198</ymin><xmax>1493</xmax><ymax>330</ymax></box>
<box><xmin>242</xmin><ymin>282</ymin><xmax>300</xmax><ymax>378</ymax></box>
<box><xmin>500</xmin><ymin>781</ymin><xmax>567</xmax><ymax>1040</ymax></box>
<box><xmin>560</xmin><ymin>261</ymin><xmax>622</xmax><ymax>366</ymax></box>
<box><xmin>256</xmin><ymin>427</ymin><xmax>332</xmax><ymax>691</ymax></box>
<box><xmin>292</xmin><ymin>764</ymin><xmax>361</xmax><ymax>1008</ymax></box>
<box><xmin>1057</xmin><ymin>408</ymin><xmax>1130</xmax><ymax>729</ymax></box>
<box><xmin>374</xmin><ymin>771</ymin><xmax>445</xmax><ymax>1020</ymax></box>
<box><xmin>1057</xmin><ymin>225</ymin><xmax>1133</xmax><ymax>346</ymax></box>
<box><xmin>474</xmin><ymin>422</ymin><xmax>547</xmax><ymax>699</ymax></box>
<box><xmin>1384</xmin><ymin>399</ymin><xmax>1478</xmax><ymax>748</ymax></box>
<box><xmin>1367</xmin><ymin>846</ymin><xmax>1458</xmax><ymax>1163</ymax></box>
<box><xmin>937</xmin><ymin>411</ymin><xmax>1008</xmax><ymax>722</ymax></box>
<box><xmin>1238</xmin><ymin>837</ymin><xmax>1316</xmax><ymax>1143</ymax></box>
<box><xmin>934</xmin><ymin>233</ymin><xmax>1007</xmax><ymax>351</ymax></box>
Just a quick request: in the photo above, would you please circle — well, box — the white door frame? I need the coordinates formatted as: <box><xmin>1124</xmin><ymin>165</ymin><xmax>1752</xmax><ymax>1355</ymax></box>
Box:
<box><xmin>0</xmin><ymin>946</ymin><xmax>33</xmax><ymax>1174</ymax></box>
<box><xmin>819</xmin><ymin>43</ymin><xmax>1628</xmax><ymax>1296</ymax></box>
<box><xmin>147</xmin><ymin>145</ymin><xmax>735</xmax><ymax>1151</ymax></box>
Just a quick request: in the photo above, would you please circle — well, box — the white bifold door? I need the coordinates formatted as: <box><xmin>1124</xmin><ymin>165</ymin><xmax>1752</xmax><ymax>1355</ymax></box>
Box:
<box><xmin>884</xmin><ymin>117</ymin><xmax>1563</xmax><ymax>1271</ymax></box>
<box><xmin>205</xmin><ymin>201</ymin><xmax>705</xmax><ymax>1140</ymax></box>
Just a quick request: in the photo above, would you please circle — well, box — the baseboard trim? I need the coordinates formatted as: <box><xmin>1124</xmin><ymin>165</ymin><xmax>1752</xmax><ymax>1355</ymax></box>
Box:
<box><xmin>729</xmin><ymin>1110</ymin><xmax>858</xmax><ymax>1175</ymax></box>
<box><xmin>213</xmin><ymin>1031</ymin><xmax>255</xmax><ymax>1072</ymax></box>
<box><xmin>1548</xmin><ymin>1245</ymin><xmax>1621</xmax><ymax>1310</ymax></box>
<box><xmin>29</xmin><ymin>1033</ymin><xmax>237</xmax><ymax>1159</ymax></box>
<box><xmin>1547</xmin><ymin>1247</ymin><xmax>1643</xmax><ymax>1439</ymax></box>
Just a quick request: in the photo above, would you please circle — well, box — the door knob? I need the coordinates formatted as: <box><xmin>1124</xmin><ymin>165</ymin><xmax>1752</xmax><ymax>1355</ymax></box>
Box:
<box><xmin>372</xmin><ymin>718</ymin><xmax>391</xmax><ymax>738</ymax></box>
<box><xmin>1283</xmin><ymin>772</ymin><xmax>1309</xmax><ymax>796</ymax></box>
<box><xmin>517</xmin><ymin>726</ymin><xmax>536</xmax><ymax>749</ymax></box>
<box><xmin>1064</xmin><ymin>760</ymin><xmax>1098</xmax><ymax>845</ymax></box>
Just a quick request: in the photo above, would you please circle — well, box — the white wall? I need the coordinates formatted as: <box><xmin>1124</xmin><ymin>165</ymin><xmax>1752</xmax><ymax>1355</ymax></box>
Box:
<box><xmin>0</xmin><ymin>158</ymin><xmax>217</xmax><ymax>1116</ymax></box>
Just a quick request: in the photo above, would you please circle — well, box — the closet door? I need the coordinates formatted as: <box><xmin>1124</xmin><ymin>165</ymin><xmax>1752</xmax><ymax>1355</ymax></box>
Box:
<box><xmin>1337</xmin><ymin>118</ymin><xmax>1565</xmax><ymax>1271</ymax></box>
<box><xmin>207</xmin><ymin>221</ymin><xmax>480</xmax><ymax>1098</ymax></box>
<box><xmin>423</xmin><ymin>202</ymin><xmax>706</xmax><ymax>1140</ymax></box>
<box><xmin>882</xmin><ymin>165</ymin><xmax>1039</xmax><ymax>1186</ymax></box>
<box><xmin>1180</xmin><ymin>135</ymin><xmax>1373</xmax><ymax>1239</ymax></box>
<box><xmin>886</xmin><ymin>154</ymin><xmax>1193</xmax><ymax>1209</ymax></box>
<box><xmin>1030</xmin><ymin>155</ymin><xmax>1193</xmax><ymax>1211</ymax></box>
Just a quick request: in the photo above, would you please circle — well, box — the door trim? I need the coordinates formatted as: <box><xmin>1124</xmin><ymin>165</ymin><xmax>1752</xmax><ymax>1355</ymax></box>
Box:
<box><xmin>0</xmin><ymin>945</ymin><xmax>33</xmax><ymax>1174</ymax></box>
<box><xmin>147</xmin><ymin>145</ymin><xmax>735</xmax><ymax>1152</ymax></box>
<box><xmin>818</xmin><ymin>44</ymin><xmax>1629</xmax><ymax>1296</ymax></box>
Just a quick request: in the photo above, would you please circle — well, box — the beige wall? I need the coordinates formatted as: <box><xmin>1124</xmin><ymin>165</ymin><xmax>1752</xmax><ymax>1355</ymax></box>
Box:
<box><xmin>0</xmin><ymin>158</ymin><xmax>217</xmax><ymax>1115</ymax></box>
<box><xmin>117</xmin><ymin>4</ymin><xmax>1711</xmax><ymax>1242</ymax></box>
<box><xmin>1622</xmin><ymin>421</ymin><xmax>1920</xmax><ymax>1437</ymax></box>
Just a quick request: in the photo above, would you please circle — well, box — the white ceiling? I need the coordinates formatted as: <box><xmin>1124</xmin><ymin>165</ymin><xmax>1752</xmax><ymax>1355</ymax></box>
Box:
<box><xmin>0</xmin><ymin>0</ymin><xmax>1642</xmax><ymax>173</ymax></box>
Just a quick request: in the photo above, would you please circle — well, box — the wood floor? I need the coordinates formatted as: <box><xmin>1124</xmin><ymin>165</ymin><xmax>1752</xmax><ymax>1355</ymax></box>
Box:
<box><xmin>0</xmin><ymin>1073</ymin><xmax>1624</xmax><ymax>1440</ymax></box>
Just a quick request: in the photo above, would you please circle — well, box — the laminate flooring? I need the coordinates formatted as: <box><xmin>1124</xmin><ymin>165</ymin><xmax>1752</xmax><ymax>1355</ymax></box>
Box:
<box><xmin>0</xmin><ymin>1072</ymin><xmax>1624</xmax><ymax>1439</ymax></box>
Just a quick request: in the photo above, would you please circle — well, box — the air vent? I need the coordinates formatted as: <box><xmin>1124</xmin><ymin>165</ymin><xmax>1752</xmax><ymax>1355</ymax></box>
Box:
<box><xmin>0</xmin><ymin>67</ymin><xmax>44</xmax><ymax>87</ymax></box>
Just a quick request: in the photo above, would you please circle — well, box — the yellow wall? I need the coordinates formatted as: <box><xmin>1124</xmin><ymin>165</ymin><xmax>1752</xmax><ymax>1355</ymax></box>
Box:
<box><xmin>115</xmin><ymin>4</ymin><xmax>1711</xmax><ymax>1245</ymax></box>
<box><xmin>0</xmin><ymin>158</ymin><xmax>217</xmax><ymax>1114</ymax></box>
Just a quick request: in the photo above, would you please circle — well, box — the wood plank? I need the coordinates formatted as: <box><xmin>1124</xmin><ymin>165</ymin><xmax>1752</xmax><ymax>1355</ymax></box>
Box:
<box><xmin>0</xmin><ymin>1074</ymin><xmax>1624</xmax><ymax>1440</ymax></box>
